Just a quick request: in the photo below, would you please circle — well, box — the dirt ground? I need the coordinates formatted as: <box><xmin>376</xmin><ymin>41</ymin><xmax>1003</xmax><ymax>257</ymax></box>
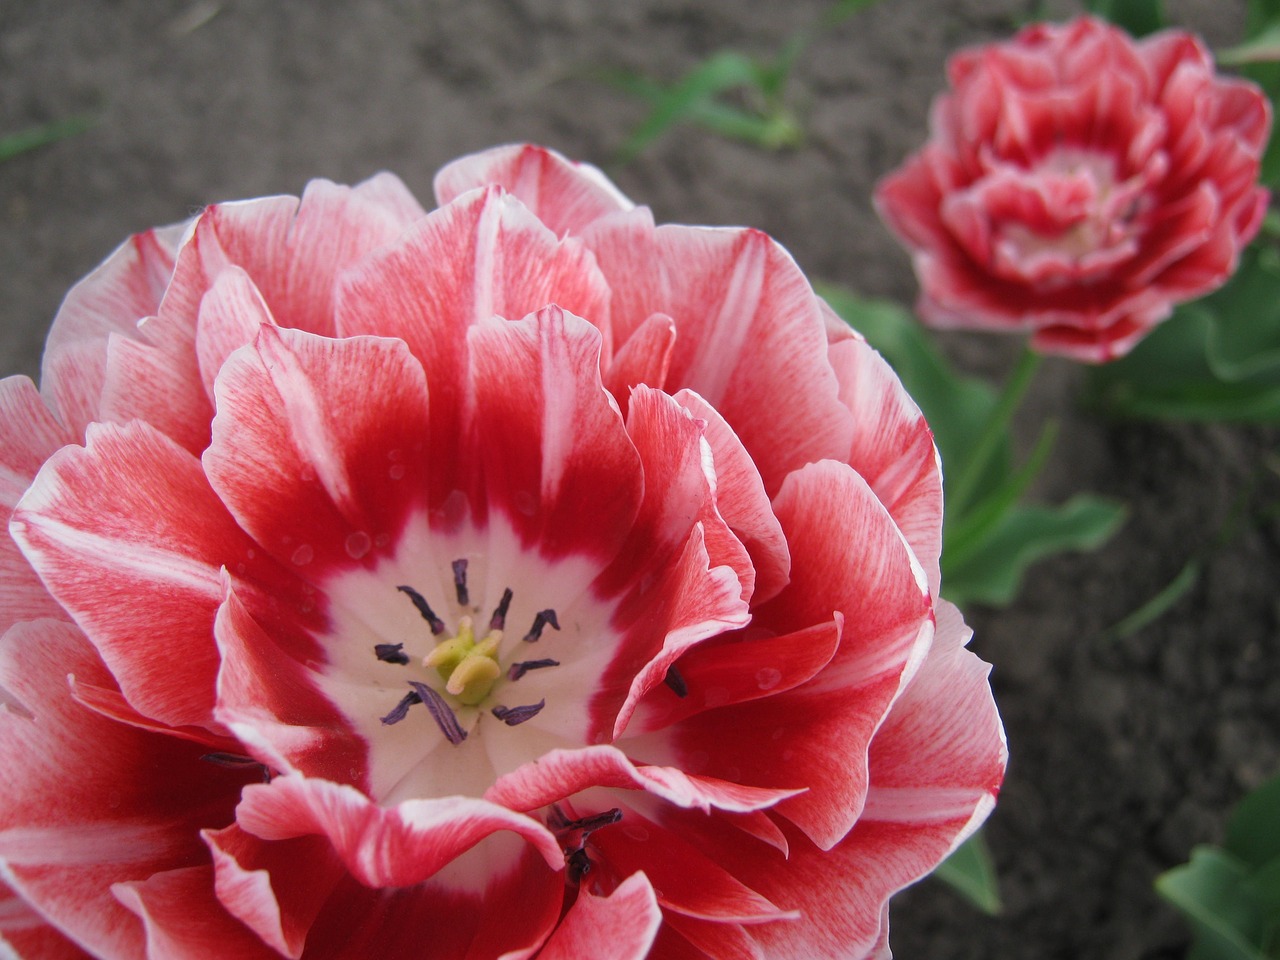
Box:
<box><xmin>3</xmin><ymin>1</ymin><xmax>1279</xmax><ymax>957</ymax></box>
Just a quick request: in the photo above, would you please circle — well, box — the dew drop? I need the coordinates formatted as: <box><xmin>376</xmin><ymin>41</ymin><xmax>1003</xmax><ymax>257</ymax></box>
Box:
<box><xmin>246</xmin><ymin>547</ymin><xmax>256</xmax><ymax>559</ymax></box>
<box><xmin>291</xmin><ymin>544</ymin><xmax>315</xmax><ymax>566</ymax></box>
<box><xmin>374</xmin><ymin>533</ymin><xmax>390</xmax><ymax>548</ymax></box>
<box><xmin>345</xmin><ymin>531</ymin><xmax>372</xmax><ymax>560</ymax></box>
<box><xmin>387</xmin><ymin>448</ymin><xmax>403</xmax><ymax>462</ymax></box>
<box><xmin>234</xmin><ymin>562</ymin><xmax>247</xmax><ymax>575</ymax></box>
<box><xmin>388</xmin><ymin>464</ymin><xmax>406</xmax><ymax>480</ymax></box>
<box><xmin>623</xmin><ymin>825</ymin><xmax>650</xmax><ymax>842</ymax></box>
<box><xmin>755</xmin><ymin>667</ymin><xmax>782</xmax><ymax>691</ymax></box>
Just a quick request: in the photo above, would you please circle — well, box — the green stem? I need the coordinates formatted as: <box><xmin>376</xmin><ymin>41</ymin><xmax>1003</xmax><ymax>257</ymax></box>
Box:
<box><xmin>947</xmin><ymin>346</ymin><xmax>1043</xmax><ymax>520</ymax></box>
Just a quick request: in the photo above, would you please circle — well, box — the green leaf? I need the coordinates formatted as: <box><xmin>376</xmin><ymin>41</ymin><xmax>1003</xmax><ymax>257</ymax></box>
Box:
<box><xmin>1105</xmin><ymin>558</ymin><xmax>1202</xmax><ymax>639</ymax></box>
<box><xmin>1084</xmin><ymin>0</ymin><xmax>1164</xmax><ymax>36</ymax></box>
<box><xmin>613</xmin><ymin>51</ymin><xmax>762</xmax><ymax>161</ymax></box>
<box><xmin>932</xmin><ymin>830</ymin><xmax>1002</xmax><ymax>914</ymax></box>
<box><xmin>0</xmin><ymin>115</ymin><xmax>95</xmax><ymax>163</ymax></box>
<box><xmin>1225</xmin><ymin>773</ymin><xmax>1280</xmax><ymax>870</ymax></box>
<box><xmin>1157</xmin><ymin>848</ymin><xmax>1273</xmax><ymax>960</ymax></box>
<box><xmin>941</xmin><ymin>496</ymin><xmax>1127</xmax><ymax>607</ymax></box>
<box><xmin>1219</xmin><ymin>23</ymin><xmax>1280</xmax><ymax>66</ymax></box>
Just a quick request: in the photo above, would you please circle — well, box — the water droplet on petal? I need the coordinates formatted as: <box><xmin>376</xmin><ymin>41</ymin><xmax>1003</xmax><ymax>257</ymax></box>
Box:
<box><xmin>246</xmin><ymin>547</ymin><xmax>256</xmax><ymax>559</ymax></box>
<box><xmin>291</xmin><ymin>544</ymin><xmax>315</xmax><ymax>566</ymax></box>
<box><xmin>345</xmin><ymin>531</ymin><xmax>372</xmax><ymax>560</ymax></box>
<box><xmin>755</xmin><ymin>667</ymin><xmax>782</xmax><ymax>691</ymax></box>
<box><xmin>388</xmin><ymin>464</ymin><xmax>406</xmax><ymax>480</ymax></box>
<box><xmin>623</xmin><ymin>825</ymin><xmax>650</xmax><ymax>842</ymax></box>
<box><xmin>374</xmin><ymin>533</ymin><xmax>390</xmax><ymax>548</ymax></box>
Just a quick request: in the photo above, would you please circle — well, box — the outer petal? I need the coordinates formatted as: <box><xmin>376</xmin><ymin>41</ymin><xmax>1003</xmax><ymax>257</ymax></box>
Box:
<box><xmin>0</xmin><ymin>879</ymin><xmax>92</xmax><ymax>960</ymax></box>
<box><xmin>536</xmin><ymin>872</ymin><xmax>661</xmax><ymax>960</ymax></box>
<box><xmin>582</xmin><ymin>211</ymin><xmax>854</xmax><ymax>493</ymax></box>
<box><xmin>0</xmin><ymin>620</ymin><xmax>252</xmax><ymax>960</ymax></box>
<box><xmin>0</xmin><ymin>377</ymin><xmax>75</xmax><ymax>633</ymax></box>
<box><xmin>434</xmin><ymin>143</ymin><xmax>635</xmax><ymax>237</ymax></box>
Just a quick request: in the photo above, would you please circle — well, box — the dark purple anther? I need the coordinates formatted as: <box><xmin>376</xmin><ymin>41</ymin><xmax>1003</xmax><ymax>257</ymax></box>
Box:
<box><xmin>663</xmin><ymin>664</ymin><xmax>688</xmax><ymax>698</ymax></box>
<box><xmin>521</xmin><ymin>609</ymin><xmax>560</xmax><ymax>643</ymax></box>
<box><xmin>379</xmin><ymin>689</ymin><xmax>423</xmax><ymax>725</ymax></box>
<box><xmin>200</xmin><ymin>753</ymin><xmax>271</xmax><ymax>783</ymax></box>
<box><xmin>507</xmin><ymin>658</ymin><xmax>560</xmax><ymax>681</ymax></box>
<box><xmin>452</xmin><ymin>559</ymin><xmax>469</xmax><ymax>606</ymax></box>
<box><xmin>491</xmin><ymin>700</ymin><xmax>546</xmax><ymax>726</ymax></box>
<box><xmin>409</xmin><ymin>681</ymin><xmax>467</xmax><ymax>745</ymax></box>
<box><xmin>374</xmin><ymin>643</ymin><xmax>409</xmax><ymax>665</ymax></box>
<box><xmin>489</xmin><ymin>587</ymin><xmax>514</xmax><ymax>631</ymax></box>
<box><xmin>397</xmin><ymin>585</ymin><xmax>445</xmax><ymax>635</ymax></box>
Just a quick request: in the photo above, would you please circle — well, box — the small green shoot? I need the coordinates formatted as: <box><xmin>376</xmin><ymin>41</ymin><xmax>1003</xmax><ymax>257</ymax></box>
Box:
<box><xmin>0</xmin><ymin>115</ymin><xmax>95</xmax><ymax>163</ymax></box>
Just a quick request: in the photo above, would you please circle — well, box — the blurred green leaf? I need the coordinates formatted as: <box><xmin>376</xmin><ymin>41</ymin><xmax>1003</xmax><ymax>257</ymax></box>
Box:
<box><xmin>941</xmin><ymin>495</ymin><xmax>1126</xmax><ymax>606</ymax></box>
<box><xmin>1220</xmin><ymin>23</ymin><xmax>1280</xmax><ymax>65</ymax></box>
<box><xmin>1087</xmin><ymin>246</ymin><xmax>1280</xmax><ymax>422</ymax></box>
<box><xmin>1084</xmin><ymin>0</ymin><xmax>1164</xmax><ymax>36</ymax></box>
<box><xmin>1105</xmin><ymin>558</ymin><xmax>1201</xmax><ymax>639</ymax></box>
<box><xmin>1226</xmin><ymin>773</ymin><xmax>1280</xmax><ymax>870</ymax></box>
<box><xmin>1158</xmin><ymin>848</ymin><xmax>1276</xmax><ymax>960</ymax></box>
<box><xmin>932</xmin><ymin>830</ymin><xmax>1002</xmax><ymax>915</ymax></box>
<box><xmin>0</xmin><ymin>115</ymin><xmax>95</xmax><ymax>162</ymax></box>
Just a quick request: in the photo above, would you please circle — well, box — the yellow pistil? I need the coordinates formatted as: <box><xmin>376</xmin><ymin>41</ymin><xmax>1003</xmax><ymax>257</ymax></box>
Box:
<box><xmin>423</xmin><ymin>617</ymin><xmax>504</xmax><ymax>705</ymax></box>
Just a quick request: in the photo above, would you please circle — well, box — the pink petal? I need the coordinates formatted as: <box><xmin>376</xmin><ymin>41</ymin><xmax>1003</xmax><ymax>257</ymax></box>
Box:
<box><xmin>214</xmin><ymin>577</ymin><xmax>365</xmax><ymax>788</ymax></box>
<box><xmin>0</xmin><ymin>620</ymin><xmax>252</xmax><ymax>960</ymax></box>
<box><xmin>234</xmin><ymin>774</ymin><xmax>563</xmax><ymax>887</ymax></box>
<box><xmin>661</xmin><ymin>913</ymin><xmax>766</xmax><ymax>960</ymax></box>
<box><xmin>205</xmin><ymin>325</ymin><xmax>433</xmax><ymax>576</ymax></box>
<box><xmin>336</xmin><ymin>186</ymin><xmax>613</xmax><ymax>508</ymax></box>
<box><xmin>112</xmin><ymin>866</ymin><xmax>279</xmax><ymax>960</ymax></box>
<box><xmin>485</xmin><ymin>744</ymin><xmax>799</xmax><ymax>815</ymax></box>
<box><xmin>11</xmin><ymin>420</ymin><xmax>269</xmax><ymax>730</ymax></box>
<box><xmin>98</xmin><ymin>331</ymin><xmax>217</xmax><ymax>455</ymax></box>
<box><xmin>466</xmin><ymin>306</ymin><xmax>642</xmax><ymax>560</ymax></box>
<box><xmin>204</xmin><ymin>824</ymin><xmax>343</xmax><ymax>959</ymax></box>
<box><xmin>604</xmin><ymin>312</ymin><xmax>677</xmax><ymax>412</ymax></box>
<box><xmin>41</xmin><ymin>226</ymin><xmax>181</xmax><ymax>438</ymax></box>
<box><xmin>0</xmin><ymin>377</ymin><xmax>75</xmax><ymax>633</ymax></box>
<box><xmin>672</xmin><ymin>389</ymin><xmax>791</xmax><ymax>604</ymax></box>
<box><xmin>828</xmin><ymin>336</ymin><xmax>943</xmax><ymax>594</ymax></box>
<box><xmin>1</xmin><ymin>878</ymin><xmax>92</xmax><ymax>960</ymax></box>
<box><xmin>194</xmin><ymin>265</ymin><xmax>276</xmax><ymax>401</ymax></box>
<box><xmin>537</xmin><ymin>872</ymin><xmax>660</xmax><ymax>960</ymax></box>
<box><xmin>582</xmin><ymin>212</ymin><xmax>854</xmax><ymax>494</ymax></box>
<box><xmin>434</xmin><ymin>143</ymin><xmax>634</xmax><ymax>237</ymax></box>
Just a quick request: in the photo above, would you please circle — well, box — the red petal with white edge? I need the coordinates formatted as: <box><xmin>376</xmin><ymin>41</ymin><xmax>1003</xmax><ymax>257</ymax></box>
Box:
<box><xmin>336</xmin><ymin>187</ymin><xmax>613</xmax><ymax>512</ymax></box>
<box><xmin>434</xmin><ymin>144</ymin><xmax>634</xmax><ymax>238</ymax></box>
<box><xmin>582</xmin><ymin>211</ymin><xmax>854</xmax><ymax>494</ymax></box>
<box><xmin>537</xmin><ymin>872</ymin><xmax>660</xmax><ymax>960</ymax></box>
<box><xmin>99</xmin><ymin>331</ymin><xmax>217</xmax><ymax>455</ymax></box>
<box><xmin>662</xmin><ymin>913</ymin><xmax>765</xmax><ymax>960</ymax></box>
<box><xmin>669</xmin><ymin>461</ymin><xmax>934</xmax><ymax>850</ymax></box>
<box><xmin>113</xmin><ymin>866</ymin><xmax>279</xmax><ymax>960</ymax></box>
<box><xmin>628</xmin><ymin>617</ymin><xmax>841</xmax><ymax>734</ymax></box>
<box><xmin>485</xmin><ymin>744</ymin><xmax>799</xmax><ymax>814</ymax></box>
<box><xmin>205</xmin><ymin>325</ymin><xmax>432</xmax><ymax>577</ymax></box>
<box><xmin>194</xmin><ymin>265</ymin><xmax>276</xmax><ymax>400</ymax></box>
<box><xmin>860</xmin><ymin>599</ymin><xmax>1005</xmax><ymax>828</ymax></box>
<box><xmin>204</xmin><ymin>825</ymin><xmax>344</xmax><ymax>959</ymax></box>
<box><xmin>11</xmin><ymin>420</ymin><xmax>271</xmax><ymax>730</ymax></box>
<box><xmin>672</xmin><ymin>389</ymin><xmax>790</xmax><ymax>604</ymax></box>
<box><xmin>590</xmin><ymin>810</ymin><xmax>795</xmax><ymax>924</ymax></box>
<box><xmin>0</xmin><ymin>377</ymin><xmax>74</xmax><ymax>634</ymax></box>
<box><xmin>41</xmin><ymin>226</ymin><xmax>180</xmax><ymax>438</ymax></box>
<box><xmin>1</xmin><ymin>879</ymin><xmax>91</xmax><ymax>960</ymax></box>
<box><xmin>215</xmin><ymin>577</ymin><xmax>364</xmax><ymax>787</ymax></box>
<box><xmin>828</xmin><ymin>335</ymin><xmax>943</xmax><ymax>595</ymax></box>
<box><xmin>234</xmin><ymin>774</ymin><xmax>563</xmax><ymax>887</ymax></box>
<box><xmin>467</xmin><ymin>307</ymin><xmax>641</xmax><ymax>560</ymax></box>
<box><xmin>604</xmin><ymin>312</ymin><xmax>677</xmax><ymax>415</ymax></box>
<box><xmin>0</xmin><ymin>620</ymin><xmax>254</xmax><ymax>960</ymax></box>
<box><xmin>280</xmin><ymin>846</ymin><xmax>561</xmax><ymax>960</ymax></box>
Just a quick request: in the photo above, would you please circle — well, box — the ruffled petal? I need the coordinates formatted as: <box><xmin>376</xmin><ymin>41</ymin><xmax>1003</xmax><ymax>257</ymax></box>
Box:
<box><xmin>434</xmin><ymin>143</ymin><xmax>634</xmax><ymax>237</ymax></box>
<box><xmin>0</xmin><ymin>878</ymin><xmax>92</xmax><ymax>960</ymax></box>
<box><xmin>537</xmin><ymin>872</ymin><xmax>660</xmax><ymax>960</ymax></box>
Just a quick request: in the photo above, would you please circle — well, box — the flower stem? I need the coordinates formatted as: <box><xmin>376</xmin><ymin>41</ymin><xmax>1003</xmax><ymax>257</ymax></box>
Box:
<box><xmin>947</xmin><ymin>346</ymin><xmax>1043</xmax><ymax>520</ymax></box>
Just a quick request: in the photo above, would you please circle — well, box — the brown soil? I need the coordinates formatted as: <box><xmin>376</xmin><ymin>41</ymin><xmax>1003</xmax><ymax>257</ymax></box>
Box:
<box><xmin>3</xmin><ymin>2</ymin><xmax>1277</xmax><ymax>957</ymax></box>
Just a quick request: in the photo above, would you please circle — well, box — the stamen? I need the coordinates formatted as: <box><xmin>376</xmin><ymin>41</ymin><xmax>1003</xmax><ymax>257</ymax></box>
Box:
<box><xmin>567</xmin><ymin>808</ymin><xmax>624</xmax><ymax>834</ymax></box>
<box><xmin>409</xmin><ymin>681</ymin><xmax>467</xmax><ymax>745</ymax></box>
<box><xmin>491</xmin><ymin>700</ymin><xmax>546</xmax><ymax>726</ymax></box>
<box><xmin>397</xmin><ymin>585</ymin><xmax>445</xmax><ymax>635</ymax></box>
<box><xmin>521</xmin><ymin>609</ymin><xmax>560</xmax><ymax>643</ymax></box>
<box><xmin>452</xmin><ymin>559</ymin><xmax>469</xmax><ymax>606</ymax></box>
<box><xmin>664</xmin><ymin>664</ymin><xmax>689</xmax><ymax>698</ymax></box>
<box><xmin>374</xmin><ymin>643</ymin><xmax>410</xmax><ymax>665</ymax></box>
<box><xmin>508</xmin><ymin>658</ymin><xmax>560</xmax><ymax>681</ymax></box>
<box><xmin>489</xmin><ymin>587</ymin><xmax>514</xmax><ymax>631</ymax></box>
<box><xmin>379</xmin><ymin>689</ymin><xmax>423</xmax><ymax>725</ymax></box>
<box><xmin>199</xmin><ymin>753</ymin><xmax>271</xmax><ymax>783</ymax></box>
<box><xmin>567</xmin><ymin>847</ymin><xmax>592</xmax><ymax>880</ymax></box>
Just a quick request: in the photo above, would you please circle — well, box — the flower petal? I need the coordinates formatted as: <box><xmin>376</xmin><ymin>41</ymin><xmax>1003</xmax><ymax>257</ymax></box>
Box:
<box><xmin>434</xmin><ymin>143</ymin><xmax>634</xmax><ymax>237</ymax></box>
<box><xmin>0</xmin><ymin>878</ymin><xmax>91</xmax><ymax>960</ymax></box>
<box><xmin>536</xmin><ymin>871</ymin><xmax>661</xmax><ymax>960</ymax></box>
